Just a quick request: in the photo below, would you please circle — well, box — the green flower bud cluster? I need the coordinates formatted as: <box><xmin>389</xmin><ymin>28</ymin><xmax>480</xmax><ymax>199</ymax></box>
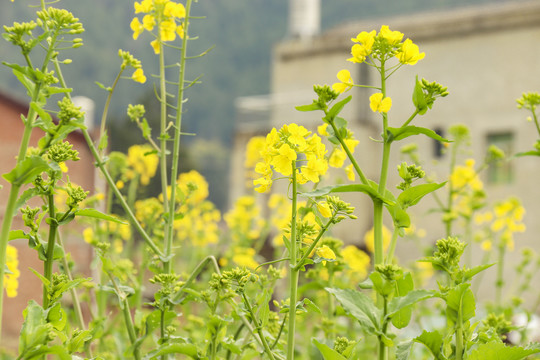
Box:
<box><xmin>516</xmin><ymin>92</ymin><xmax>540</xmax><ymax>111</ymax></box>
<box><xmin>220</xmin><ymin>267</ymin><xmax>257</xmax><ymax>294</ymax></box>
<box><xmin>36</xmin><ymin>8</ymin><xmax>84</xmax><ymax>36</ymax></box>
<box><xmin>448</xmin><ymin>124</ymin><xmax>470</xmax><ymax>144</ymax></box>
<box><xmin>486</xmin><ymin>144</ymin><xmax>505</xmax><ymax>163</ymax></box>
<box><xmin>3</xmin><ymin>21</ymin><xmax>37</xmax><ymax>54</ymax></box>
<box><xmin>48</xmin><ymin>141</ymin><xmax>79</xmax><ymax>164</ymax></box>
<box><xmin>326</xmin><ymin>195</ymin><xmax>357</xmax><ymax>224</ymax></box>
<box><xmin>334</xmin><ymin>336</ymin><xmax>356</xmax><ymax>355</ymax></box>
<box><xmin>118</xmin><ymin>50</ymin><xmax>142</xmax><ymax>70</ymax></box>
<box><xmin>313</xmin><ymin>84</ymin><xmax>340</xmax><ymax>109</ymax></box>
<box><xmin>21</xmin><ymin>206</ymin><xmax>41</xmax><ymax>234</ymax></box>
<box><xmin>48</xmin><ymin>273</ymin><xmax>70</xmax><ymax>305</ymax></box>
<box><xmin>397</xmin><ymin>162</ymin><xmax>425</xmax><ymax>190</ymax></box>
<box><xmin>375</xmin><ymin>263</ymin><xmax>403</xmax><ymax>281</ymax></box>
<box><xmin>65</xmin><ymin>183</ymin><xmax>88</xmax><ymax>209</ymax></box>
<box><xmin>480</xmin><ymin>313</ymin><xmax>512</xmax><ymax>339</ymax></box>
<box><xmin>419</xmin><ymin>78</ymin><xmax>448</xmax><ymax>109</ymax></box>
<box><xmin>127</xmin><ymin>104</ymin><xmax>146</xmax><ymax>121</ymax></box>
<box><xmin>57</xmin><ymin>97</ymin><xmax>84</xmax><ymax>125</ymax></box>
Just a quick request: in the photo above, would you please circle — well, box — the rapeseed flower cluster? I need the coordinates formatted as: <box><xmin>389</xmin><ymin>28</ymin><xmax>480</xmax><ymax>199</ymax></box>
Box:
<box><xmin>124</xmin><ymin>144</ymin><xmax>159</xmax><ymax>186</ymax></box>
<box><xmin>3</xmin><ymin>245</ymin><xmax>19</xmax><ymax>298</ymax></box>
<box><xmin>253</xmin><ymin>123</ymin><xmax>328</xmax><ymax>193</ymax></box>
<box><xmin>172</xmin><ymin>171</ymin><xmax>221</xmax><ymax>247</ymax></box>
<box><xmin>130</xmin><ymin>0</ymin><xmax>186</xmax><ymax>54</ymax></box>
<box><xmin>224</xmin><ymin>196</ymin><xmax>266</xmax><ymax>244</ymax></box>
<box><xmin>475</xmin><ymin>197</ymin><xmax>526</xmax><ymax>251</ymax></box>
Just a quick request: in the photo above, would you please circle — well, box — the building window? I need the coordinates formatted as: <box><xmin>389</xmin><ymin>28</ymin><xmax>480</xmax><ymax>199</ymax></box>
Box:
<box><xmin>487</xmin><ymin>132</ymin><xmax>513</xmax><ymax>184</ymax></box>
<box><xmin>433</xmin><ymin>127</ymin><xmax>445</xmax><ymax>158</ymax></box>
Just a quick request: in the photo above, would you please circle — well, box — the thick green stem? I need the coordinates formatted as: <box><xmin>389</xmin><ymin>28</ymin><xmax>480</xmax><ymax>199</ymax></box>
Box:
<box><xmin>378</xmin><ymin>297</ymin><xmax>389</xmax><ymax>360</ymax></box>
<box><xmin>287</xmin><ymin>163</ymin><xmax>299</xmax><ymax>360</ymax></box>
<box><xmin>456</xmin><ymin>311</ymin><xmax>464</xmax><ymax>360</ymax></box>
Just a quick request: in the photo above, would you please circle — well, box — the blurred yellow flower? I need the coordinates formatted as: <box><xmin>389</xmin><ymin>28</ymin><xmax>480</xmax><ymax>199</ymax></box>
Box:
<box><xmin>342</xmin><ymin>245</ymin><xmax>370</xmax><ymax>278</ymax></box>
<box><xmin>316</xmin><ymin>245</ymin><xmax>336</xmax><ymax>266</ymax></box>
<box><xmin>132</xmin><ymin>68</ymin><xmax>146</xmax><ymax>83</ymax></box>
<box><xmin>126</xmin><ymin>144</ymin><xmax>158</xmax><ymax>185</ymax></box>
<box><xmin>364</xmin><ymin>225</ymin><xmax>392</xmax><ymax>254</ymax></box>
<box><xmin>4</xmin><ymin>245</ymin><xmax>20</xmax><ymax>298</ymax></box>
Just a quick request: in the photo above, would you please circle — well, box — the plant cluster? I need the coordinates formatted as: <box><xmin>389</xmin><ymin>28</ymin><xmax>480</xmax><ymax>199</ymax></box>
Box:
<box><xmin>1</xmin><ymin>1</ymin><xmax>540</xmax><ymax>360</ymax></box>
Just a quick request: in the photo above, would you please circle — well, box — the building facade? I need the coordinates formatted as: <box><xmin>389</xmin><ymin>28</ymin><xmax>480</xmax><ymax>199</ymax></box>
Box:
<box><xmin>233</xmin><ymin>1</ymin><xmax>540</xmax><ymax>301</ymax></box>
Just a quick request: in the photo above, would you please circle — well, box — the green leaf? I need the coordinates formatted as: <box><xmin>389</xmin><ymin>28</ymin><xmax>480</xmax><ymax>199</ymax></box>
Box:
<box><xmin>397</xmin><ymin>182</ymin><xmax>446</xmax><ymax>209</ymax></box>
<box><xmin>387</xmin><ymin>126</ymin><xmax>451</xmax><ymax>143</ymax></box>
<box><xmin>143</xmin><ymin>343</ymin><xmax>200</xmax><ymax>359</ymax></box>
<box><xmin>30</xmin><ymin>101</ymin><xmax>54</xmax><ymax>132</ymax></box>
<box><xmin>414</xmin><ymin>330</ymin><xmax>446</xmax><ymax>360</ymax></box>
<box><xmin>295</xmin><ymin>102</ymin><xmax>322</xmax><ymax>112</ymax></box>
<box><xmin>463</xmin><ymin>263</ymin><xmax>495</xmax><ymax>282</ymax></box>
<box><xmin>325</xmin><ymin>287</ymin><xmax>381</xmax><ymax>334</ymax></box>
<box><xmin>396</xmin><ymin>340</ymin><xmax>413</xmax><ymax>360</ymax></box>
<box><xmin>446</xmin><ymin>283</ymin><xmax>475</xmax><ymax>324</ymax></box>
<box><xmin>9</xmin><ymin>230</ymin><xmax>27</xmax><ymax>241</ymax></box>
<box><xmin>301</xmin><ymin>184</ymin><xmax>394</xmax><ymax>206</ymax></box>
<box><xmin>412</xmin><ymin>75</ymin><xmax>428</xmax><ymax>115</ymax></box>
<box><xmin>3</xmin><ymin>155</ymin><xmax>50</xmax><ymax>186</ymax></box>
<box><xmin>46</xmin><ymin>302</ymin><xmax>67</xmax><ymax>331</ymax></box>
<box><xmin>468</xmin><ymin>341</ymin><xmax>540</xmax><ymax>360</ymax></box>
<box><xmin>312</xmin><ymin>338</ymin><xmax>347</xmax><ymax>360</ymax></box>
<box><xmin>385</xmin><ymin>203</ymin><xmax>410</xmax><ymax>228</ymax></box>
<box><xmin>515</xmin><ymin>150</ymin><xmax>540</xmax><ymax>157</ymax></box>
<box><xmin>326</xmin><ymin>95</ymin><xmax>352</xmax><ymax>121</ymax></box>
<box><xmin>67</xmin><ymin>329</ymin><xmax>92</xmax><ymax>354</ymax></box>
<box><xmin>387</xmin><ymin>289</ymin><xmax>435</xmax><ymax>319</ymax></box>
<box><xmin>75</xmin><ymin>208</ymin><xmax>127</xmax><ymax>224</ymax></box>
<box><xmin>391</xmin><ymin>273</ymin><xmax>414</xmax><ymax>329</ymax></box>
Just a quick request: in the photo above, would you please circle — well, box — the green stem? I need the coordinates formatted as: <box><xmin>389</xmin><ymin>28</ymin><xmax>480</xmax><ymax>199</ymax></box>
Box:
<box><xmin>98</xmin><ymin>70</ymin><xmax>123</xmax><ymax>155</ymax></box>
<box><xmin>164</xmin><ymin>0</ymin><xmax>192</xmax><ymax>274</ymax></box>
<box><xmin>532</xmin><ymin>110</ymin><xmax>540</xmax><ymax>137</ymax></box>
<box><xmin>293</xmin><ymin>217</ymin><xmax>334</xmax><ymax>271</ymax></box>
<box><xmin>241</xmin><ymin>292</ymin><xmax>277</xmax><ymax>360</ymax></box>
<box><xmin>81</xmin><ymin>129</ymin><xmax>164</xmax><ymax>257</ymax></box>
<box><xmin>328</xmin><ymin>120</ymin><xmax>369</xmax><ymax>185</ymax></box>
<box><xmin>43</xmin><ymin>190</ymin><xmax>58</xmax><ymax>309</ymax></box>
<box><xmin>496</xmin><ymin>244</ymin><xmax>505</xmax><ymax>306</ymax></box>
<box><xmin>378</xmin><ymin>297</ymin><xmax>389</xmax><ymax>360</ymax></box>
<box><xmin>172</xmin><ymin>255</ymin><xmax>221</xmax><ymax>303</ymax></box>
<box><xmin>400</xmin><ymin>109</ymin><xmax>420</xmax><ymax>128</ymax></box>
<box><xmin>385</xmin><ymin>227</ymin><xmax>400</xmax><ymax>265</ymax></box>
<box><xmin>456</xmin><ymin>311</ymin><xmax>464</xmax><ymax>360</ymax></box>
<box><xmin>287</xmin><ymin>163</ymin><xmax>299</xmax><ymax>360</ymax></box>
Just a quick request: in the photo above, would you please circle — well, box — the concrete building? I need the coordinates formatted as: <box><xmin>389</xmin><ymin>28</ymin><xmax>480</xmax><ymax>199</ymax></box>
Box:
<box><xmin>232</xmin><ymin>1</ymin><xmax>540</xmax><ymax>302</ymax></box>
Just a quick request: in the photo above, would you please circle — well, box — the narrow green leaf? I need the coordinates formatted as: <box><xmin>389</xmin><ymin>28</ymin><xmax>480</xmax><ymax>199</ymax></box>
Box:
<box><xmin>312</xmin><ymin>338</ymin><xmax>347</xmax><ymax>360</ymax></box>
<box><xmin>387</xmin><ymin>126</ymin><xmax>451</xmax><ymax>143</ymax></box>
<box><xmin>9</xmin><ymin>230</ymin><xmax>27</xmax><ymax>241</ymax></box>
<box><xmin>326</xmin><ymin>287</ymin><xmax>381</xmax><ymax>334</ymax></box>
<box><xmin>385</xmin><ymin>203</ymin><xmax>410</xmax><ymax>228</ymax></box>
<box><xmin>412</xmin><ymin>75</ymin><xmax>428</xmax><ymax>115</ymax></box>
<box><xmin>463</xmin><ymin>263</ymin><xmax>495</xmax><ymax>282</ymax></box>
<box><xmin>515</xmin><ymin>150</ymin><xmax>540</xmax><ymax>157</ymax></box>
<box><xmin>143</xmin><ymin>343</ymin><xmax>200</xmax><ymax>359</ymax></box>
<box><xmin>301</xmin><ymin>184</ymin><xmax>394</xmax><ymax>206</ymax></box>
<box><xmin>75</xmin><ymin>208</ymin><xmax>127</xmax><ymax>224</ymax></box>
<box><xmin>397</xmin><ymin>182</ymin><xmax>446</xmax><ymax>209</ymax></box>
<box><xmin>326</xmin><ymin>95</ymin><xmax>352</xmax><ymax>121</ymax></box>
<box><xmin>295</xmin><ymin>102</ymin><xmax>322</xmax><ymax>112</ymax></box>
<box><xmin>30</xmin><ymin>101</ymin><xmax>54</xmax><ymax>132</ymax></box>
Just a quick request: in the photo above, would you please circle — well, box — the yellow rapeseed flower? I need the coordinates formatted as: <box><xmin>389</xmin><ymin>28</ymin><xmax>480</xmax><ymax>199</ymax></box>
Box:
<box><xmin>316</xmin><ymin>245</ymin><xmax>336</xmax><ymax>266</ymax></box>
<box><xmin>317</xmin><ymin>201</ymin><xmax>332</xmax><ymax>218</ymax></box>
<box><xmin>396</xmin><ymin>38</ymin><xmax>425</xmax><ymax>65</ymax></box>
<box><xmin>332</xmin><ymin>69</ymin><xmax>354</xmax><ymax>93</ymax></box>
<box><xmin>130</xmin><ymin>17</ymin><xmax>144</xmax><ymax>40</ymax></box>
<box><xmin>379</xmin><ymin>25</ymin><xmax>404</xmax><ymax>45</ymax></box>
<box><xmin>345</xmin><ymin>164</ymin><xmax>355</xmax><ymax>181</ymax></box>
<box><xmin>126</xmin><ymin>144</ymin><xmax>158</xmax><ymax>185</ymax></box>
<box><xmin>132</xmin><ymin>68</ymin><xmax>147</xmax><ymax>83</ymax></box>
<box><xmin>369</xmin><ymin>93</ymin><xmax>392</xmax><ymax>113</ymax></box>
<box><xmin>347</xmin><ymin>30</ymin><xmax>376</xmax><ymax>63</ymax></box>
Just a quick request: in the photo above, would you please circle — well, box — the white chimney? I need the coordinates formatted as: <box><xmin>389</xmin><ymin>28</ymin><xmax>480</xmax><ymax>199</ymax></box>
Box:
<box><xmin>72</xmin><ymin>96</ymin><xmax>96</xmax><ymax>131</ymax></box>
<box><xmin>288</xmin><ymin>0</ymin><xmax>320</xmax><ymax>39</ymax></box>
